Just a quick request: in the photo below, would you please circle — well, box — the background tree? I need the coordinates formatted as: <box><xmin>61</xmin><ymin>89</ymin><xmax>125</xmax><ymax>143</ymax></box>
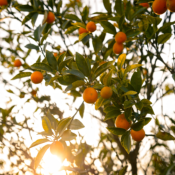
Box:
<box><xmin>0</xmin><ymin>0</ymin><xmax>175</xmax><ymax>174</ymax></box>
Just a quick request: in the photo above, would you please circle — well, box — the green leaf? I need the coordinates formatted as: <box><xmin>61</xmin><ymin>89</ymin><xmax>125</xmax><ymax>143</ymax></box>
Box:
<box><xmin>82</xmin><ymin>6</ymin><xmax>89</xmax><ymax>22</ymax></box>
<box><xmin>76</xmin><ymin>52</ymin><xmax>90</xmax><ymax>77</ymax></box>
<box><xmin>22</xmin><ymin>12</ymin><xmax>35</xmax><ymax>25</ymax></box>
<box><xmin>119</xmin><ymin>166</ymin><xmax>127</xmax><ymax>175</ymax></box>
<box><xmin>131</xmin><ymin>69</ymin><xmax>142</xmax><ymax>93</ymax></box>
<box><xmin>93</xmin><ymin>36</ymin><xmax>102</xmax><ymax>54</ymax></box>
<box><xmin>103</xmin><ymin>0</ymin><xmax>111</xmax><ymax>14</ymax></box>
<box><xmin>46</xmin><ymin>50</ymin><xmax>57</xmax><ymax>70</ymax></box>
<box><xmin>56</xmin><ymin>117</ymin><xmax>72</xmax><ymax>136</ymax></box>
<box><xmin>121</xmin><ymin>131</ymin><xmax>131</xmax><ymax>154</ymax></box>
<box><xmin>72</xmin><ymin>22</ymin><xmax>86</xmax><ymax>28</ymax></box>
<box><xmin>100</xmin><ymin>21</ymin><xmax>116</xmax><ymax>35</ymax></box>
<box><xmin>64</xmin><ymin>14</ymin><xmax>81</xmax><ymax>22</ymax></box>
<box><xmin>57</xmin><ymin>52</ymin><xmax>67</xmax><ymax>66</ymax></box>
<box><xmin>29</xmin><ymin>139</ymin><xmax>50</xmax><ymax>148</ymax></box>
<box><xmin>124</xmin><ymin>64</ymin><xmax>142</xmax><ymax>74</ymax></box>
<box><xmin>156</xmin><ymin>131</ymin><xmax>175</xmax><ymax>141</ymax></box>
<box><xmin>25</xmin><ymin>44</ymin><xmax>39</xmax><ymax>50</ymax></box>
<box><xmin>157</xmin><ymin>33</ymin><xmax>172</xmax><ymax>44</ymax></box>
<box><xmin>95</xmin><ymin>96</ymin><xmax>108</xmax><ymax>110</ymax></box>
<box><xmin>107</xmin><ymin>127</ymin><xmax>126</xmax><ymax>135</ymax></box>
<box><xmin>11</xmin><ymin>72</ymin><xmax>31</xmax><ymax>80</ymax></box>
<box><xmin>42</xmin><ymin>116</ymin><xmax>53</xmax><ymax>134</ymax></box>
<box><xmin>69</xmin><ymin>119</ymin><xmax>85</xmax><ymax>130</ymax></box>
<box><xmin>115</xmin><ymin>0</ymin><xmax>124</xmax><ymax>16</ymax></box>
<box><xmin>131</xmin><ymin>7</ymin><xmax>146</xmax><ymax>20</ymax></box>
<box><xmin>31</xmin><ymin>12</ymin><xmax>38</xmax><ymax>27</ymax></box>
<box><xmin>104</xmin><ymin>109</ymin><xmax>121</xmax><ymax>121</ymax></box>
<box><xmin>61</xmin><ymin>130</ymin><xmax>77</xmax><ymax>141</ymax></box>
<box><xmin>79</xmin><ymin>102</ymin><xmax>85</xmax><ymax>118</ymax></box>
<box><xmin>124</xmin><ymin>100</ymin><xmax>134</xmax><ymax>109</ymax></box>
<box><xmin>92</xmin><ymin>61</ymin><xmax>114</xmax><ymax>80</ymax></box>
<box><xmin>15</xmin><ymin>5</ymin><xmax>34</xmax><ymax>12</ymax></box>
<box><xmin>117</xmin><ymin>53</ymin><xmax>126</xmax><ymax>70</ymax></box>
<box><xmin>31</xmin><ymin>63</ymin><xmax>53</xmax><ymax>73</ymax></box>
<box><xmin>72</xmin><ymin>80</ymin><xmax>85</xmax><ymax>88</ymax></box>
<box><xmin>131</xmin><ymin>120</ymin><xmax>145</xmax><ymax>131</ymax></box>
<box><xmin>65</xmin><ymin>26</ymin><xmax>79</xmax><ymax>34</ymax></box>
<box><xmin>62</xmin><ymin>69</ymin><xmax>85</xmax><ymax>79</ymax></box>
<box><xmin>103</xmin><ymin>70</ymin><xmax>113</xmax><ymax>86</ymax></box>
<box><xmin>122</xmin><ymin>91</ymin><xmax>137</xmax><ymax>96</ymax></box>
<box><xmin>124</xmin><ymin>107</ymin><xmax>132</xmax><ymax>122</ymax></box>
<box><xmin>34</xmin><ymin>144</ymin><xmax>51</xmax><ymax>169</ymax></box>
<box><xmin>79</xmin><ymin>32</ymin><xmax>89</xmax><ymax>41</ymax></box>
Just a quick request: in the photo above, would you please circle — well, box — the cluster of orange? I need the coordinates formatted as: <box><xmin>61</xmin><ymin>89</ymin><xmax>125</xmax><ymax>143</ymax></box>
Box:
<box><xmin>83</xmin><ymin>86</ymin><xmax>113</xmax><ymax>103</ymax></box>
<box><xmin>78</xmin><ymin>21</ymin><xmax>96</xmax><ymax>34</ymax></box>
<box><xmin>152</xmin><ymin>0</ymin><xmax>175</xmax><ymax>15</ymax></box>
<box><xmin>115</xmin><ymin>114</ymin><xmax>145</xmax><ymax>142</ymax></box>
<box><xmin>113</xmin><ymin>32</ymin><xmax>127</xmax><ymax>55</ymax></box>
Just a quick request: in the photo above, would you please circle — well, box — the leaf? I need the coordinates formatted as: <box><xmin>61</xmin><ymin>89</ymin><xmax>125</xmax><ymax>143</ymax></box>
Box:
<box><xmin>72</xmin><ymin>80</ymin><xmax>85</xmax><ymax>88</ymax></box>
<box><xmin>157</xmin><ymin>33</ymin><xmax>172</xmax><ymax>44</ymax></box>
<box><xmin>79</xmin><ymin>102</ymin><xmax>85</xmax><ymax>118</ymax></box>
<box><xmin>115</xmin><ymin>0</ymin><xmax>124</xmax><ymax>16</ymax></box>
<box><xmin>92</xmin><ymin>61</ymin><xmax>114</xmax><ymax>80</ymax></box>
<box><xmin>124</xmin><ymin>107</ymin><xmax>132</xmax><ymax>122</ymax></box>
<box><xmin>42</xmin><ymin>116</ymin><xmax>53</xmax><ymax>134</ymax></box>
<box><xmin>117</xmin><ymin>53</ymin><xmax>126</xmax><ymax>70</ymax></box>
<box><xmin>57</xmin><ymin>52</ymin><xmax>66</xmax><ymax>66</ymax></box>
<box><xmin>76</xmin><ymin>52</ymin><xmax>90</xmax><ymax>77</ymax></box>
<box><xmin>11</xmin><ymin>72</ymin><xmax>31</xmax><ymax>80</ymax></box>
<box><xmin>92</xmin><ymin>36</ymin><xmax>102</xmax><ymax>54</ymax></box>
<box><xmin>15</xmin><ymin>5</ymin><xmax>34</xmax><ymax>12</ymax></box>
<box><xmin>64</xmin><ymin>14</ymin><xmax>81</xmax><ymax>22</ymax></box>
<box><xmin>22</xmin><ymin>12</ymin><xmax>35</xmax><ymax>25</ymax></box>
<box><xmin>95</xmin><ymin>96</ymin><xmax>108</xmax><ymax>110</ymax></box>
<box><xmin>104</xmin><ymin>109</ymin><xmax>121</xmax><ymax>121</ymax></box>
<box><xmin>62</xmin><ymin>69</ymin><xmax>85</xmax><ymax>79</ymax></box>
<box><xmin>25</xmin><ymin>44</ymin><xmax>39</xmax><ymax>50</ymax></box>
<box><xmin>122</xmin><ymin>91</ymin><xmax>137</xmax><ymax>96</ymax></box>
<box><xmin>103</xmin><ymin>70</ymin><xmax>113</xmax><ymax>86</ymax></box>
<box><xmin>124</xmin><ymin>64</ymin><xmax>142</xmax><ymax>74</ymax></box>
<box><xmin>121</xmin><ymin>131</ymin><xmax>131</xmax><ymax>154</ymax></box>
<box><xmin>65</xmin><ymin>25</ymin><xmax>79</xmax><ymax>34</ymax></box>
<box><xmin>100</xmin><ymin>21</ymin><xmax>116</xmax><ymax>35</ymax></box>
<box><xmin>31</xmin><ymin>13</ymin><xmax>38</xmax><ymax>27</ymax></box>
<box><xmin>69</xmin><ymin>119</ymin><xmax>85</xmax><ymax>130</ymax></box>
<box><xmin>34</xmin><ymin>144</ymin><xmax>51</xmax><ymax>169</ymax></box>
<box><xmin>131</xmin><ymin>69</ymin><xmax>142</xmax><ymax>93</ymax></box>
<box><xmin>79</xmin><ymin>32</ymin><xmax>89</xmax><ymax>41</ymax></box>
<box><xmin>131</xmin><ymin>120</ymin><xmax>145</xmax><ymax>131</ymax></box>
<box><xmin>59</xmin><ymin>57</ymin><xmax>73</xmax><ymax>72</ymax></box>
<box><xmin>46</xmin><ymin>50</ymin><xmax>57</xmax><ymax>70</ymax></box>
<box><xmin>124</xmin><ymin>100</ymin><xmax>134</xmax><ymax>109</ymax></box>
<box><xmin>72</xmin><ymin>22</ymin><xmax>86</xmax><ymax>28</ymax></box>
<box><xmin>31</xmin><ymin>63</ymin><xmax>53</xmax><ymax>73</ymax></box>
<box><xmin>156</xmin><ymin>131</ymin><xmax>175</xmax><ymax>141</ymax></box>
<box><xmin>119</xmin><ymin>166</ymin><xmax>127</xmax><ymax>175</ymax></box>
<box><xmin>103</xmin><ymin>0</ymin><xmax>111</xmax><ymax>14</ymax></box>
<box><xmin>131</xmin><ymin>7</ymin><xmax>146</xmax><ymax>20</ymax></box>
<box><xmin>61</xmin><ymin>130</ymin><xmax>77</xmax><ymax>141</ymax></box>
<box><xmin>82</xmin><ymin>6</ymin><xmax>89</xmax><ymax>22</ymax></box>
<box><xmin>56</xmin><ymin>117</ymin><xmax>72</xmax><ymax>136</ymax></box>
<box><xmin>29</xmin><ymin>139</ymin><xmax>50</xmax><ymax>148</ymax></box>
<box><xmin>107</xmin><ymin>127</ymin><xmax>126</xmax><ymax>135</ymax></box>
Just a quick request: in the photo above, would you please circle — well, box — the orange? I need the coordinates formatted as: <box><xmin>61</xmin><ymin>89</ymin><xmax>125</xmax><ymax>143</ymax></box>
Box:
<box><xmin>53</xmin><ymin>52</ymin><xmax>58</xmax><ymax>57</ymax></box>
<box><xmin>139</xmin><ymin>3</ymin><xmax>149</xmax><ymax>8</ymax></box>
<box><xmin>79</xmin><ymin>27</ymin><xmax>88</xmax><ymax>34</ymax></box>
<box><xmin>0</xmin><ymin>0</ymin><xmax>8</xmax><ymax>6</ymax></box>
<box><xmin>86</xmin><ymin>21</ymin><xmax>96</xmax><ymax>33</ymax></box>
<box><xmin>83</xmin><ymin>87</ymin><xmax>98</xmax><ymax>103</ymax></box>
<box><xmin>115</xmin><ymin>114</ymin><xmax>131</xmax><ymax>130</ymax></box>
<box><xmin>113</xmin><ymin>42</ymin><xmax>124</xmax><ymax>54</ymax></box>
<box><xmin>130</xmin><ymin>129</ymin><xmax>145</xmax><ymax>142</ymax></box>
<box><xmin>166</xmin><ymin>0</ymin><xmax>175</xmax><ymax>12</ymax></box>
<box><xmin>143</xmin><ymin>69</ymin><xmax>147</xmax><ymax>76</ymax></box>
<box><xmin>14</xmin><ymin>59</ymin><xmax>22</xmax><ymax>67</ymax></box>
<box><xmin>115</xmin><ymin>32</ymin><xmax>127</xmax><ymax>44</ymax></box>
<box><xmin>31</xmin><ymin>71</ymin><xmax>43</xmax><ymax>84</ymax></box>
<box><xmin>100</xmin><ymin>86</ymin><xmax>113</xmax><ymax>99</ymax></box>
<box><xmin>50</xmin><ymin>141</ymin><xmax>64</xmax><ymax>156</ymax></box>
<box><xmin>152</xmin><ymin>0</ymin><xmax>167</xmax><ymax>15</ymax></box>
<box><xmin>46</xmin><ymin>12</ymin><xmax>55</xmax><ymax>24</ymax></box>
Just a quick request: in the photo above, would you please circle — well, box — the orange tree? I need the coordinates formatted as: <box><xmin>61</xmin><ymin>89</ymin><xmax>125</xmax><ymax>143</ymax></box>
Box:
<box><xmin>1</xmin><ymin>0</ymin><xmax>175</xmax><ymax>174</ymax></box>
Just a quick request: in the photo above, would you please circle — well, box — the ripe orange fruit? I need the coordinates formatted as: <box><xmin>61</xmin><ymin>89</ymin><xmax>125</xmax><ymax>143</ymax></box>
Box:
<box><xmin>152</xmin><ymin>0</ymin><xmax>167</xmax><ymax>15</ymax></box>
<box><xmin>115</xmin><ymin>114</ymin><xmax>131</xmax><ymax>130</ymax></box>
<box><xmin>115</xmin><ymin>32</ymin><xmax>127</xmax><ymax>44</ymax></box>
<box><xmin>83</xmin><ymin>87</ymin><xmax>98</xmax><ymax>103</ymax></box>
<box><xmin>113</xmin><ymin>42</ymin><xmax>124</xmax><ymax>54</ymax></box>
<box><xmin>50</xmin><ymin>141</ymin><xmax>64</xmax><ymax>156</ymax></box>
<box><xmin>79</xmin><ymin>27</ymin><xmax>88</xmax><ymax>34</ymax></box>
<box><xmin>139</xmin><ymin>3</ymin><xmax>150</xmax><ymax>8</ymax></box>
<box><xmin>130</xmin><ymin>129</ymin><xmax>145</xmax><ymax>142</ymax></box>
<box><xmin>31</xmin><ymin>71</ymin><xmax>43</xmax><ymax>84</ymax></box>
<box><xmin>166</xmin><ymin>0</ymin><xmax>175</xmax><ymax>12</ymax></box>
<box><xmin>86</xmin><ymin>21</ymin><xmax>96</xmax><ymax>33</ymax></box>
<box><xmin>100</xmin><ymin>86</ymin><xmax>113</xmax><ymax>99</ymax></box>
<box><xmin>53</xmin><ymin>52</ymin><xmax>58</xmax><ymax>57</ymax></box>
<box><xmin>0</xmin><ymin>0</ymin><xmax>8</xmax><ymax>6</ymax></box>
<box><xmin>14</xmin><ymin>59</ymin><xmax>22</xmax><ymax>67</ymax></box>
<box><xmin>46</xmin><ymin>11</ymin><xmax>55</xmax><ymax>24</ymax></box>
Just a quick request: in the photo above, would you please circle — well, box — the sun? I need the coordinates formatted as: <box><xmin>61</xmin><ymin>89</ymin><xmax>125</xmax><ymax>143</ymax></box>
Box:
<box><xmin>39</xmin><ymin>149</ymin><xmax>70</xmax><ymax>175</ymax></box>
